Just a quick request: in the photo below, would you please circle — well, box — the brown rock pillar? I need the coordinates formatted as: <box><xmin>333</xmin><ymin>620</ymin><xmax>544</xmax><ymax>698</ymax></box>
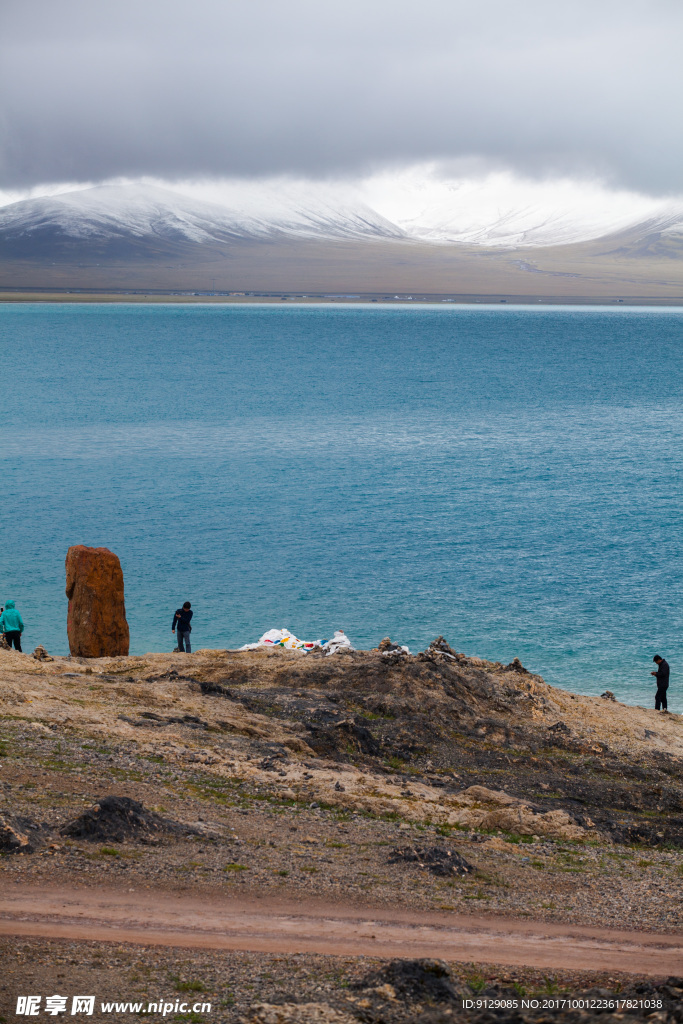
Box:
<box><xmin>65</xmin><ymin>546</ymin><xmax>130</xmax><ymax>657</ymax></box>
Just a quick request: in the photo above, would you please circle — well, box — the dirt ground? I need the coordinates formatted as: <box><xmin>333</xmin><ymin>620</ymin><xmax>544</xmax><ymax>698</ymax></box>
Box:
<box><xmin>1</xmin><ymin>643</ymin><xmax>682</xmax><ymax>1021</ymax></box>
<box><xmin>2</xmin><ymin>936</ymin><xmax>682</xmax><ymax>1024</ymax></box>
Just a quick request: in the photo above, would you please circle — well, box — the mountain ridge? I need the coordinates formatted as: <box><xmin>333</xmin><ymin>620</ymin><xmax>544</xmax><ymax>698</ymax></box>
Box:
<box><xmin>3</xmin><ymin>181</ymin><xmax>683</xmax><ymax>251</ymax></box>
<box><xmin>1</xmin><ymin>183</ymin><xmax>682</xmax><ymax>298</ymax></box>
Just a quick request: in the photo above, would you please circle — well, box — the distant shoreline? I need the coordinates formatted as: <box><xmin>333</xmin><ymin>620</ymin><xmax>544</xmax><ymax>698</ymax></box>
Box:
<box><xmin>2</xmin><ymin>290</ymin><xmax>683</xmax><ymax>306</ymax></box>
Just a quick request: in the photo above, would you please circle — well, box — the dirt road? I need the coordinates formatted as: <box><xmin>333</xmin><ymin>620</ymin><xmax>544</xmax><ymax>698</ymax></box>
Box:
<box><xmin>1</xmin><ymin>882</ymin><xmax>680</xmax><ymax>975</ymax></box>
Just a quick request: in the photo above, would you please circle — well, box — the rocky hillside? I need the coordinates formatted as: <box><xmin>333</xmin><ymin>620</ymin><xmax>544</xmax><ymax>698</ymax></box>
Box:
<box><xmin>2</xmin><ymin>638</ymin><xmax>682</xmax><ymax>849</ymax></box>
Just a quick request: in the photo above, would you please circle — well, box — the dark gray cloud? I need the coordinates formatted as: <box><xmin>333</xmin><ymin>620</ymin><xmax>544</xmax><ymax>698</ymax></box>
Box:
<box><xmin>1</xmin><ymin>0</ymin><xmax>682</xmax><ymax>193</ymax></box>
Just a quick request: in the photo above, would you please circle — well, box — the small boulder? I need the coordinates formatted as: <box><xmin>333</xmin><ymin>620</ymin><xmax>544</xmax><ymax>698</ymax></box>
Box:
<box><xmin>357</xmin><ymin>959</ymin><xmax>468</xmax><ymax>1003</ymax></box>
<box><xmin>601</xmin><ymin>690</ymin><xmax>616</xmax><ymax>701</ymax></box>
<box><xmin>506</xmin><ymin>657</ymin><xmax>529</xmax><ymax>673</ymax></box>
<box><xmin>0</xmin><ymin>813</ymin><xmax>47</xmax><ymax>854</ymax></box>
<box><xmin>388</xmin><ymin>844</ymin><xmax>474</xmax><ymax>877</ymax></box>
<box><xmin>65</xmin><ymin>545</ymin><xmax>129</xmax><ymax>657</ymax></box>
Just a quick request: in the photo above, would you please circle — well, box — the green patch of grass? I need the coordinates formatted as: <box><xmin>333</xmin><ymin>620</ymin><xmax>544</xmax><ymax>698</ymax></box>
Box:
<box><xmin>537</xmin><ymin>976</ymin><xmax>562</xmax><ymax>996</ymax></box>
<box><xmin>173</xmin><ymin>979</ymin><xmax>205</xmax><ymax>993</ymax></box>
<box><xmin>530</xmin><ymin>860</ymin><xmax>545</xmax><ymax>870</ymax></box>
<box><xmin>275</xmin><ymin>869</ymin><xmax>289</xmax><ymax>877</ymax></box>
<box><xmin>87</xmin><ymin>847</ymin><xmax>139</xmax><ymax>861</ymax></box>
<box><xmin>223</xmin><ymin>863</ymin><xmax>248</xmax><ymax>872</ymax></box>
<box><xmin>435</xmin><ymin>822</ymin><xmax>469</xmax><ymax>836</ymax></box>
<box><xmin>300</xmin><ymin>865</ymin><xmax>318</xmax><ymax>873</ymax></box>
<box><xmin>503</xmin><ymin>833</ymin><xmax>535</xmax><ymax>844</ymax></box>
<box><xmin>326</xmin><ymin>841</ymin><xmax>348</xmax><ymax>848</ymax></box>
<box><xmin>637</xmin><ymin>858</ymin><xmax>654</xmax><ymax>867</ymax></box>
<box><xmin>467</xmin><ymin>973</ymin><xmax>487</xmax><ymax>993</ymax></box>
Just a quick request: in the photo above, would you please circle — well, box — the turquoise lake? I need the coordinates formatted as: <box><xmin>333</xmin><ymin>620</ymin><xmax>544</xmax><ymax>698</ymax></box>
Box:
<box><xmin>1</xmin><ymin>302</ymin><xmax>682</xmax><ymax>711</ymax></box>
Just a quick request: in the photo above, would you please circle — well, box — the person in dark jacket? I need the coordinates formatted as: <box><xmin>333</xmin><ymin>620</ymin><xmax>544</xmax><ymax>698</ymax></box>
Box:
<box><xmin>0</xmin><ymin>600</ymin><xmax>24</xmax><ymax>651</ymax></box>
<box><xmin>651</xmin><ymin>655</ymin><xmax>670</xmax><ymax>712</ymax></box>
<box><xmin>172</xmin><ymin>602</ymin><xmax>193</xmax><ymax>653</ymax></box>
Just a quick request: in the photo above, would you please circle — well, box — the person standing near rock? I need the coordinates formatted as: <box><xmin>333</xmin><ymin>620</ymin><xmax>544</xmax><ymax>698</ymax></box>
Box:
<box><xmin>0</xmin><ymin>600</ymin><xmax>25</xmax><ymax>651</ymax></box>
<box><xmin>651</xmin><ymin>654</ymin><xmax>670</xmax><ymax>712</ymax></box>
<box><xmin>172</xmin><ymin>601</ymin><xmax>193</xmax><ymax>653</ymax></box>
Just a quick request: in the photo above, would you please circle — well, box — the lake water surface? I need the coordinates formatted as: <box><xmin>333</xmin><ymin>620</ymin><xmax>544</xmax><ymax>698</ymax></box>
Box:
<box><xmin>1</xmin><ymin>302</ymin><xmax>682</xmax><ymax>711</ymax></box>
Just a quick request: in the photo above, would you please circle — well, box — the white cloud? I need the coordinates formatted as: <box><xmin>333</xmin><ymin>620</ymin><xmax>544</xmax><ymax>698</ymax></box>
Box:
<box><xmin>1</xmin><ymin>0</ymin><xmax>682</xmax><ymax>191</ymax></box>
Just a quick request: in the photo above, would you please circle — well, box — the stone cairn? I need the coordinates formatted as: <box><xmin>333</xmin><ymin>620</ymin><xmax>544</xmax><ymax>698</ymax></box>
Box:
<box><xmin>65</xmin><ymin>545</ymin><xmax>130</xmax><ymax>658</ymax></box>
<box><xmin>32</xmin><ymin>645</ymin><xmax>53</xmax><ymax>662</ymax></box>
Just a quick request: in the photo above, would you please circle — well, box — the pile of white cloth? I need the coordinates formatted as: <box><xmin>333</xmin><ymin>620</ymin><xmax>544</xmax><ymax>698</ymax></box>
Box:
<box><xmin>240</xmin><ymin>628</ymin><xmax>355</xmax><ymax>656</ymax></box>
<box><xmin>240</xmin><ymin>628</ymin><xmax>319</xmax><ymax>651</ymax></box>
<box><xmin>321</xmin><ymin>630</ymin><xmax>355</xmax><ymax>655</ymax></box>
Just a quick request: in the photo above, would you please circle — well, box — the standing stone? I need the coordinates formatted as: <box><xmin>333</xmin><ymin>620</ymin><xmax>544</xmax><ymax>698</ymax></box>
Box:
<box><xmin>65</xmin><ymin>546</ymin><xmax>130</xmax><ymax>657</ymax></box>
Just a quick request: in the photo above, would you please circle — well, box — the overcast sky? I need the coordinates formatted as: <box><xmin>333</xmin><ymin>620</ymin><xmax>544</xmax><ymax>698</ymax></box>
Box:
<box><xmin>1</xmin><ymin>0</ymin><xmax>682</xmax><ymax>195</ymax></box>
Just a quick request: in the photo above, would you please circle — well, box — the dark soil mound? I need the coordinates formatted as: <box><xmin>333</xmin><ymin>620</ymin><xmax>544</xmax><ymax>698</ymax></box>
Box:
<box><xmin>305</xmin><ymin>719</ymin><xmax>382</xmax><ymax>758</ymax></box>
<box><xmin>388</xmin><ymin>844</ymin><xmax>474</xmax><ymax>876</ymax></box>
<box><xmin>358</xmin><ymin>958</ymin><xmax>466</xmax><ymax>1003</ymax></box>
<box><xmin>0</xmin><ymin>812</ymin><xmax>48</xmax><ymax>854</ymax></box>
<box><xmin>60</xmin><ymin>795</ymin><xmax>181</xmax><ymax>844</ymax></box>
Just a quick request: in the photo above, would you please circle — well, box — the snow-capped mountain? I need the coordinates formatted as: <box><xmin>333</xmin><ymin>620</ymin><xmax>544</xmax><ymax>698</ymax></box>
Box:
<box><xmin>358</xmin><ymin>167</ymin><xmax>683</xmax><ymax>247</ymax></box>
<box><xmin>0</xmin><ymin>182</ymin><xmax>404</xmax><ymax>249</ymax></box>
<box><xmin>1</xmin><ymin>174</ymin><xmax>682</xmax><ymax>263</ymax></box>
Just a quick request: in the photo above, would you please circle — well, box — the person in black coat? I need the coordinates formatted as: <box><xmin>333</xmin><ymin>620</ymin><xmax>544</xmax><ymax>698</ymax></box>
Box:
<box><xmin>172</xmin><ymin>601</ymin><xmax>193</xmax><ymax>653</ymax></box>
<box><xmin>651</xmin><ymin>655</ymin><xmax>670</xmax><ymax>712</ymax></box>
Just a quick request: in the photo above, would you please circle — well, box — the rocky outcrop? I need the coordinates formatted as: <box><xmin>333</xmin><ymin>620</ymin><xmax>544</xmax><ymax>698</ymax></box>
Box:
<box><xmin>445</xmin><ymin>785</ymin><xmax>587</xmax><ymax>840</ymax></box>
<box><xmin>65</xmin><ymin>545</ymin><xmax>129</xmax><ymax>657</ymax></box>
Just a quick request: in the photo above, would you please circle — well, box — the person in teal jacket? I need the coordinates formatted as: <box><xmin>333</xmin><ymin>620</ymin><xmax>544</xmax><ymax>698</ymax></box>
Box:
<box><xmin>0</xmin><ymin>600</ymin><xmax>24</xmax><ymax>651</ymax></box>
